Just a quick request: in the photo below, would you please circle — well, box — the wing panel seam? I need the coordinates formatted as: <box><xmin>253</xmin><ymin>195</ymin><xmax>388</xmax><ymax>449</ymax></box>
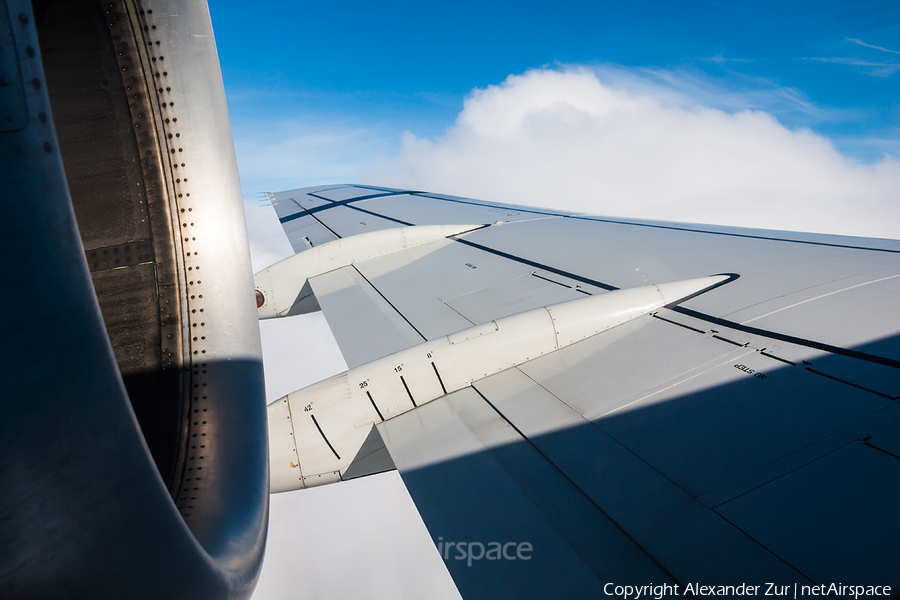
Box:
<box><xmin>306</xmin><ymin>201</ymin><xmax>900</xmax><ymax>369</ymax></box>
<box><xmin>351</xmin><ymin>265</ymin><xmax>427</xmax><ymax>341</ymax></box>
<box><xmin>468</xmin><ymin>383</ymin><xmax>680</xmax><ymax>583</ymax></box>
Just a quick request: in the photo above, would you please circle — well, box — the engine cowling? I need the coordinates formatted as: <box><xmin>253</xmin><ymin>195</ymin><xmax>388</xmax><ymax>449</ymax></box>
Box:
<box><xmin>0</xmin><ymin>1</ymin><xmax>268</xmax><ymax>598</ymax></box>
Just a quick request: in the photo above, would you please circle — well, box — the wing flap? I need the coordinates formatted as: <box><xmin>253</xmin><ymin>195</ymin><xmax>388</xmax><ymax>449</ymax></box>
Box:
<box><xmin>377</xmin><ymin>389</ymin><xmax>673</xmax><ymax>600</ymax></box>
<box><xmin>351</xmin><ymin>225</ymin><xmax>600</xmax><ymax>339</ymax></box>
<box><xmin>376</xmin><ymin>326</ymin><xmax>900</xmax><ymax>588</ymax></box>
<box><xmin>470</xmin><ymin>368</ymin><xmax>810</xmax><ymax>586</ymax></box>
<box><xmin>717</xmin><ymin>441</ymin><xmax>900</xmax><ymax>584</ymax></box>
<box><xmin>513</xmin><ymin>314</ymin><xmax>894</xmax><ymax>497</ymax></box>
<box><xmin>309</xmin><ymin>266</ymin><xmax>425</xmax><ymax>368</ymax></box>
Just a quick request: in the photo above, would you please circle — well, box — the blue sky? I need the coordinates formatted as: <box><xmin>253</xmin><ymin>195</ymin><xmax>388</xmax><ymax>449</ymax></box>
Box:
<box><xmin>211</xmin><ymin>0</ymin><xmax>899</xmax><ymax>176</ymax></box>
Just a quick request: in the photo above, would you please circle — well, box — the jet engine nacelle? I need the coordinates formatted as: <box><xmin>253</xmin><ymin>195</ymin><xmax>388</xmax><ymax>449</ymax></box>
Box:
<box><xmin>0</xmin><ymin>1</ymin><xmax>267</xmax><ymax>598</ymax></box>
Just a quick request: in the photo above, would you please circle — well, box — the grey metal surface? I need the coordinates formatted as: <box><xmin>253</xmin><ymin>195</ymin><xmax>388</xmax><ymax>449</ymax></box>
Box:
<box><xmin>0</xmin><ymin>0</ymin><xmax>27</xmax><ymax>131</ymax></box>
<box><xmin>271</xmin><ymin>191</ymin><xmax>341</xmax><ymax>253</ymax></box>
<box><xmin>342</xmin><ymin>192</ymin><xmax>561</xmax><ymax>227</ymax></box>
<box><xmin>305</xmin><ymin>200</ymin><xmax>415</xmax><ymax>239</ymax></box>
<box><xmin>442</xmin><ymin>271</ymin><xmax>588</xmax><ymax>325</ymax></box>
<box><xmin>269</xmin><ymin>184</ymin><xmax>900</xmax><ymax>591</ymax></box>
<box><xmin>378</xmin><ymin>389</ymin><xmax>672</xmax><ymax>600</ymax></box>
<box><xmin>341</xmin><ymin>425</ymin><xmax>396</xmax><ymax>481</ymax></box>
<box><xmin>309</xmin><ymin>265</ymin><xmax>425</xmax><ymax>368</ymax></box>
<box><xmin>275</xmin><ymin>185</ymin><xmax>900</xmax><ymax>373</ymax></box>
<box><xmin>473</xmin><ymin>368</ymin><xmax>812</xmax><ymax>585</ymax></box>
<box><xmin>717</xmin><ymin>442</ymin><xmax>900</xmax><ymax>585</ymax></box>
<box><xmin>0</xmin><ymin>1</ymin><xmax>267</xmax><ymax>598</ymax></box>
<box><xmin>39</xmin><ymin>0</ymin><xmax>187</xmax><ymax>486</ymax></box>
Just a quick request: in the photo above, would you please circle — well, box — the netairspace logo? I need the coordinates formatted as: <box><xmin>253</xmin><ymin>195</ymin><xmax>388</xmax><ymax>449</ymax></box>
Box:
<box><xmin>603</xmin><ymin>583</ymin><xmax>893</xmax><ymax>600</ymax></box>
<box><xmin>435</xmin><ymin>538</ymin><xmax>532</xmax><ymax>567</ymax></box>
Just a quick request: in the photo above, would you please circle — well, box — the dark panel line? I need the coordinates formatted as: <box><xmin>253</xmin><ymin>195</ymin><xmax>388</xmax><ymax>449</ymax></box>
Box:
<box><xmin>275</xmin><ymin>212</ymin><xmax>304</xmax><ymax>224</ymax></box>
<box><xmin>410</xmin><ymin>192</ymin><xmax>900</xmax><ymax>255</ymax></box>
<box><xmin>343</xmin><ymin>203</ymin><xmax>414</xmax><ymax>227</ymax></box>
<box><xmin>366</xmin><ymin>391</ymin><xmax>384</xmax><ymax>422</ymax></box>
<box><xmin>709</xmin><ymin>440</ymin><xmax>855</xmax><ymax>510</ymax></box>
<box><xmin>805</xmin><ymin>367</ymin><xmax>897</xmax><ymax>401</ymax></box>
<box><xmin>302</xmin><ymin>185</ymin><xmax>349</xmax><ymax>194</ymax></box>
<box><xmin>284</xmin><ymin>197</ymin><xmax>343</xmax><ymax>240</ymax></box>
<box><xmin>269</xmin><ymin>197</ymin><xmax>306</xmax><ymax>226</ymax></box>
<box><xmin>309</xmin><ymin>200</ymin><xmax>900</xmax><ymax>371</ymax></box>
<box><xmin>651</xmin><ymin>314</ymin><xmax>707</xmax><ymax>335</ymax></box>
<box><xmin>531</xmin><ymin>272</ymin><xmax>572</xmax><ymax>288</ymax></box>
<box><xmin>411</xmin><ymin>192</ymin><xmax>570</xmax><ymax>218</ymax></box>
<box><xmin>432</xmin><ymin>362</ymin><xmax>447</xmax><ymax>395</ymax></box>
<box><xmin>400</xmin><ymin>375</ymin><xmax>417</xmax><ymax>407</ymax></box>
<box><xmin>351</xmin><ymin>266</ymin><xmax>427</xmax><ymax>340</ymax></box>
<box><xmin>469</xmin><ymin>384</ymin><xmax>679</xmax><ymax>582</ymax></box>
<box><xmin>308</xmin><ymin>190</ymin><xmax>409</xmax><ymax>205</ymax></box>
<box><xmin>673</xmin><ymin>307</ymin><xmax>900</xmax><ymax>370</ymax></box>
<box><xmin>291</xmin><ymin>187</ymin><xmax>900</xmax><ymax>254</ymax></box>
<box><xmin>278</xmin><ymin>191</ymin><xmax>407</xmax><ymax>223</ymax></box>
<box><xmin>304</xmin><ymin>207</ymin><xmax>342</xmax><ymax>240</ymax></box>
<box><xmin>712</xmin><ymin>334</ymin><xmax>748</xmax><ymax>347</ymax></box>
<box><xmin>351</xmin><ymin>184</ymin><xmax>426</xmax><ymax>195</ymax></box>
<box><xmin>571</xmin><ymin>215</ymin><xmax>900</xmax><ymax>255</ymax></box>
<box><xmin>456</xmin><ymin>239</ymin><xmax>620</xmax><ymax>291</ymax></box>
<box><xmin>310</xmin><ymin>414</ymin><xmax>341</xmax><ymax>460</ymax></box>
<box><xmin>864</xmin><ymin>441</ymin><xmax>900</xmax><ymax>460</ymax></box>
<box><xmin>665</xmin><ymin>272</ymin><xmax>740</xmax><ymax>306</ymax></box>
<box><xmin>278</xmin><ymin>191</ymin><xmax>410</xmax><ymax>223</ymax></box>
<box><xmin>458</xmin><ymin>238</ymin><xmax>900</xmax><ymax>369</ymax></box>
<box><xmin>760</xmin><ymin>351</ymin><xmax>796</xmax><ymax>366</ymax></box>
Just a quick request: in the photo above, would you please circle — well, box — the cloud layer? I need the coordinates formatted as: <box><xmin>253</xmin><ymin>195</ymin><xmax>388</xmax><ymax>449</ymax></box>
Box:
<box><xmin>374</xmin><ymin>68</ymin><xmax>899</xmax><ymax>239</ymax></box>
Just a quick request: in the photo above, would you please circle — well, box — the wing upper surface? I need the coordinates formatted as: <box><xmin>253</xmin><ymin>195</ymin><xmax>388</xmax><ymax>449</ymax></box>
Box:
<box><xmin>267</xmin><ymin>185</ymin><xmax>900</xmax><ymax>594</ymax></box>
<box><xmin>270</xmin><ymin>185</ymin><xmax>900</xmax><ymax>362</ymax></box>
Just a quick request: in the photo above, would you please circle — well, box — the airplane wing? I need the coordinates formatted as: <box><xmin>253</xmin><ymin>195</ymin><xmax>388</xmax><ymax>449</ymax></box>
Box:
<box><xmin>6</xmin><ymin>0</ymin><xmax>896</xmax><ymax>593</ymax></box>
<box><xmin>260</xmin><ymin>185</ymin><xmax>900</xmax><ymax>598</ymax></box>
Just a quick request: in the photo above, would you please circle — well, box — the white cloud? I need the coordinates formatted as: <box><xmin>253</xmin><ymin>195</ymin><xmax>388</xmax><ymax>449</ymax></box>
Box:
<box><xmin>372</xmin><ymin>67</ymin><xmax>900</xmax><ymax>239</ymax></box>
<box><xmin>234</xmin><ymin>119</ymin><xmax>398</xmax><ymax>194</ymax></box>
<box><xmin>845</xmin><ymin>37</ymin><xmax>900</xmax><ymax>55</ymax></box>
<box><xmin>597</xmin><ymin>65</ymin><xmax>842</xmax><ymax>125</ymax></box>
<box><xmin>809</xmin><ymin>57</ymin><xmax>900</xmax><ymax>78</ymax></box>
